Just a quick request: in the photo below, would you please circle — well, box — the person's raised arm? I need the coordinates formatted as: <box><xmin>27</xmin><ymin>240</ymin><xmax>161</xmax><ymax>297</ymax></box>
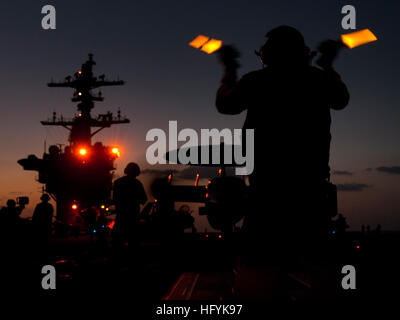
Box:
<box><xmin>317</xmin><ymin>40</ymin><xmax>350</xmax><ymax>110</ymax></box>
<box><xmin>215</xmin><ymin>45</ymin><xmax>247</xmax><ymax>115</ymax></box>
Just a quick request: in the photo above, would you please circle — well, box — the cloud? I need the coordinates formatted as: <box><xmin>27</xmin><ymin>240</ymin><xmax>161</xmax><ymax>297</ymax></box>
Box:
<box><xmin>376</xmin><ymin>166</ymin><xmax>400</xmax><ymax>175</ymax></box>
<box><xmin>336</xmin><ymin>183</ymin><xmax>370</xmax><ymax>192</ymax></box>
<box><xmin>332</xmin><ymin>170</ymin><xmax>353</xmax><ymax>176</ymax></box>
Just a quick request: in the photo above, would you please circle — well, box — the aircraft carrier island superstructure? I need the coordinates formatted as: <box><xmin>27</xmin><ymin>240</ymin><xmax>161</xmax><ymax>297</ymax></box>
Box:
<box><xmin>18</xmin><ymin>54</ymin><xmax>130</xmax><ymax>225</ymax></box>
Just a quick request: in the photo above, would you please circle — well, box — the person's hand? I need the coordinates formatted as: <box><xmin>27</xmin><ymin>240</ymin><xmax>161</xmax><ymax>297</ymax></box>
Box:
<box><xmin>316</xmin><ymin>40</ymin><xmax>344</xmax><ymax>70</ymax></box>
<box><xmin>216</xmin><ymin>45</ymin><xmax>240</xmax><ymax>71</ymax></box>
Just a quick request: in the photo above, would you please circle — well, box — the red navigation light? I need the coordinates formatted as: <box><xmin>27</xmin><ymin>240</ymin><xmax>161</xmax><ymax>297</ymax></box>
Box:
<box><xmin>111</xmin><ymin>147</ymin><xmax>120</xmax><ymax>157</ymax></box>
<box><xmin>218</xmin><ymin>235</ymin><xmax>222</xmax><ymax>239</ymax></box>
<box><xmin>108</xmin><ymin>220</ymin><xmax>115</xmax><ymax>230</ymax></box>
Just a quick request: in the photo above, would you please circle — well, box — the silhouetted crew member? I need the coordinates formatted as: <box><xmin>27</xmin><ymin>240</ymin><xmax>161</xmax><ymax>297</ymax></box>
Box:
<box><xmin>0</xmin><ymin>199</ymin><xmax>25</xmax><ymax>245</ymax></box>
<box><xmin>113</xmin><ymin>162</ymin><xmax>147</xmax><ymax>244</ymax></box>
<box><xmin>32</xmin><ymin>194</ymin><xmax>54</xmax><ymax>241</ymax></box>
<box><xmin>216</xmin><ymin>26</ymin><xmax>349</xmax><ymax>260</ymax></box>
<box><xmin>0</xmin><ymin>199</ymin><xmax>24</xmax><ymax>224</ymax></box>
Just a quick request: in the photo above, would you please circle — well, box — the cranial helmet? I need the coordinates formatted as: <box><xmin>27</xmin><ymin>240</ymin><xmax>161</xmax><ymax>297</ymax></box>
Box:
<box><xmin>41</xmin><ymin>194</ymin><xmax>51</xmax><ymax>202</ymax></box>
<box><xmin>124</xmin><ymin>162</ymin><xmax>140</xmax><ymax>177</ymax></box>
<box><xmin>6</xmin><ymin>199</ymin><xmax>16</xmax><ymax>207</ymax></box>
<box><xmin>257</xmin><ymin>25</ymin><xmax>310</xmax><ymax>67</ymax></box>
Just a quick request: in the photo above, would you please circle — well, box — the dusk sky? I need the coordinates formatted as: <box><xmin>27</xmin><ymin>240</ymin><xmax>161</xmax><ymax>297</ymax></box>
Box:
<box><xmin>0</xmin><ymin>0</ymin><xmax>399</xmax><ymax>230</ymax></box>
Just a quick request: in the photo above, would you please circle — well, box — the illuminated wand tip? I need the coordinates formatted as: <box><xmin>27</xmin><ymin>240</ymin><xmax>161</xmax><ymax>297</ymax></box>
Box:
<box><xmin>341</xmin><ymin>29</ymin><xmax>377</xmax><ymax>49</ymax></box>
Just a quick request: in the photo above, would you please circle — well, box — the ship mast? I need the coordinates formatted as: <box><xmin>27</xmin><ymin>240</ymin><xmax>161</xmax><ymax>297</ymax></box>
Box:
<box><xmin>43</xmin><ymin>53</ymin><xmax>129</xmax><ymax>147</ymax></box>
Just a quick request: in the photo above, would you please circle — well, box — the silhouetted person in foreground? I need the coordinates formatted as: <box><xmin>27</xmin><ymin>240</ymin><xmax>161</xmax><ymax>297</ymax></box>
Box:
<box><xmin>113</xmin><ymin>162</ymin><xmax>147</xmax><ymax>246</ymax></box>
<box><xmin>32</xmin><ymin>194</ymin><xmax>54</xmax><ymax>243</ymax></box>
<box><xmin>216</xmin><ymin>26</ymin><xmax>349</xmax><ymax>264</ymax></box>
